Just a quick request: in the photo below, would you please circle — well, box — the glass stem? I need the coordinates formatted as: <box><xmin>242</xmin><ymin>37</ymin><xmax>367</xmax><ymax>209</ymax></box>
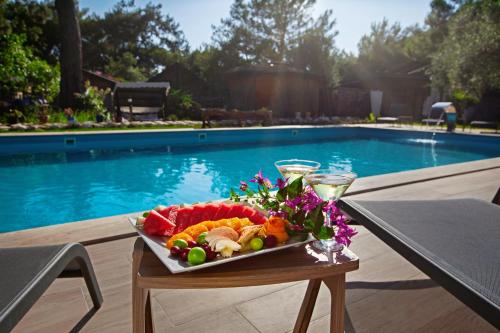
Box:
<box><xmin>325</xmin><ymin>200</ymin><xmax>332</xmax><ymax>228</ymax></box>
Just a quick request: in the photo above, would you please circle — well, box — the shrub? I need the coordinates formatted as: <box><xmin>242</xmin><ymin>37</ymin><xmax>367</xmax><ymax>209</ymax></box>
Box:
<box><xmin>166</xmin><ymin>89</ymin><xmax>201</xmax><ymax>120</ymax></box>
<box><xmin>0</xmin><ymin>34</ymin><xmax>59</xmax><ymax>102</ymax></box>
<box><xmin>74</xmin><ymin>81</ymin><xmax>111</xmax><ymax>119</ymax></box>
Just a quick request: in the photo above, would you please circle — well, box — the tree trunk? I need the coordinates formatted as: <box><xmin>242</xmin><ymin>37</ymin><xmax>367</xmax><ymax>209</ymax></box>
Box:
<box><xmin>55</xmin><ymin>0</ymin><xmax>83</xmax><ymax>108</ymax></box>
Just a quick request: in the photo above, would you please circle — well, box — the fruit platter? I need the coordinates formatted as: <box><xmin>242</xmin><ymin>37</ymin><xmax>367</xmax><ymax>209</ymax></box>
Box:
<box><xmin>129</xmin><ymin>201</ymin><xmax>314</xmax><ymax>273</ymax></box>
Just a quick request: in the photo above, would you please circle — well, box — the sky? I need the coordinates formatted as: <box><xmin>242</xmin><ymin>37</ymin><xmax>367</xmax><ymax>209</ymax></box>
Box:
<box><xmin>78</xmin><ymin>0</ymin><xmax>431</xmax><ymax>54</ymax></box>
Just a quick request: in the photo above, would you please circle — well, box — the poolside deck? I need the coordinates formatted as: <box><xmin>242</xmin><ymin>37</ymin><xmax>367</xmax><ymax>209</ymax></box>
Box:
<box><xmin>3</xmin><ymin>158</ymin><xmax>500</xmax><ymax>333</ymax></box>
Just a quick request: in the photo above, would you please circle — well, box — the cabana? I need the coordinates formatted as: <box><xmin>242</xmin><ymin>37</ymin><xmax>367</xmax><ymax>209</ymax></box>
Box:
<box><xmin>113</xmin><ymin>82</ymin><xmax>170</xmax><ymax>121</ymax></box>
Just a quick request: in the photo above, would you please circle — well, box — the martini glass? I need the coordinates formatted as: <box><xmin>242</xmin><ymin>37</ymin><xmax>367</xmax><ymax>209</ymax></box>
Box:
<box><xmin>304</xmin><ymin>169</ymin><xmax>357</xmax><ymax>252</ymax></box>
<box><xmin>274</xmin><ymin>159</ymin><xmax>321</xmax><ymax>183</ymax></box>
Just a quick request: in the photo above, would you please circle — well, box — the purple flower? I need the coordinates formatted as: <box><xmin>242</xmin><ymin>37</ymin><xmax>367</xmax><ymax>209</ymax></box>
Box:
<box><xmin>249</xmin><ymin>170</ymin><xmax>271</xmax><ymax>187</ymax></box>
<box><xmin>334</xmin><ymin>223</ymin><xmax>357</xmax><ymax>246</ymax></box>
<box><xmin>275</xmin><ymin>177</ymin><xmax>288</xmax><ymax>189</ymax></box>
<box><xmin>301</xmin><ymin>186</ymin><xmax>323</xmax><ymax>212</ymax></box>
<box><xmin>285</xmin><ymin>196</ymin><xmax>302</xmax><ymax>209</ymax></box>
<box><xmin>239</xmin><ymin>181</ymin><xmax>248</xmax><ymax>192</ymax></box>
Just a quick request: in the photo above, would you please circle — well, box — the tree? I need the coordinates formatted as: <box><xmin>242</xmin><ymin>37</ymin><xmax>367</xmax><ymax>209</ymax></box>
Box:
<box><xmin>0</xmin><ymin>0</ymin><xmax>59</xmax><ymax>64</ymax></box>
<box><xmin>213</xmin><ymin>0</ymin><xmax>336</xmax><ymax>65</ymax></box>
<box><xmin>288</xmin><ymin>10</ymin><xmax>339</xmax><ymax>81</ymax></box>
<box><xmin>357</xmin><ymin>19</ymin><xmax>412</xmax><ymax>73</ymax></box>
<box><xmin>55</xmin><ymin>0</ymin><xmax>83</xmax><ymax>107</ymax></box>
<box><xmin>431</xmin><ymin>0</ymin><xmax>500</xmax><ymax>100</ymax></box>
<box><xmin>80</xmin><ymin>0</ymin><xmax>188</xmax><ymax>79</ymax></box>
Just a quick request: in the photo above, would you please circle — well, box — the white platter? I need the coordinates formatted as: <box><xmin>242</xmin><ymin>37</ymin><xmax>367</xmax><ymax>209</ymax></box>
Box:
<box><xmin>129</xmin><ymin>217</ymin><xmax>314</xmax><ymax>274</ymax></box>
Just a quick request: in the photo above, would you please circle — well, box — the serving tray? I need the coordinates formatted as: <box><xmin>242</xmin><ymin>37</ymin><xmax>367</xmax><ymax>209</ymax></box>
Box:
<box><xmin>129</xmin><ymin>217</ymin><xmax>314</xmax><ymax>273</ymax></box>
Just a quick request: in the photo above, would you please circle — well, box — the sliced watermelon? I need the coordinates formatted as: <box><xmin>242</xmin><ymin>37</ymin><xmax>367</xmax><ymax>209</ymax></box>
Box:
<box><xmin>200</xmin><ymin>203</ymin><xmax>219</xmax><ymax>222</ymax></box>
<box><xmin>240</xmin><ymin>206</ymin><xmax>256</xmax><ymax>219</ymax></box>
<box><xmin>226</xmin><ymin>204</ymin><xmax>246</xmax><ymax>218</ymax></box>
<box><xmin>190</xmin><ymin>204</ymin><xmax>206</xmax><ymax>225</ymax></box>
<box><xmin>247</xmin><ymin>210</ymin><xmax>267</xmax><ymax>225</ymax></box>
<box><xmin>143</xmin><ymin>210</ymin><xmax>176</xmax><ymax>236</ymax></box>
<box><xmin>168</xmin><ymin>206</ymin><xmax>179</xmax><ymax>225</ymax></box>
<box><xmin>213</xmin><ymin>203</ymin><xmax>232</xmax><ymax>220</ymax></box>
<box><xmin>157</xmin><ymin>205</ymin><xmax>177</xmax><ymax>219</ymax></box>
<box><xmin>174</xmin><ymin>206</ymin><xmax>194</xmax><ymax>233</ymax></box>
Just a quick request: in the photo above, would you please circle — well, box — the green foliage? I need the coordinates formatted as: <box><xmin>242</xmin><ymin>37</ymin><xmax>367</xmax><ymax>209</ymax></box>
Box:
<box><xmin>74</xmin><ymin>81</ymin><xmax>111</xmax><ymax>115</ymax></box>
<box><xmin>104</xmin><ymin>52</ymin><xmax>146</xmax><ymax>82</ymax></box>
<box><xmin>367</xmin><ymin>112</ymin><xmax>376</xmax><ymax>123</ymax></box>
<box><xmin>80</xmin><ymin>0</ymin><xmax>188</xmax><ymax>78</ymax></box>
<box><xmin>0</xmin><ymin>0</ymin><xmax>59</xmax><ymax>64</ymax></box>
<box><xmin>166</xmin><ymin>89</ymin><xmax>201</xmax><ymax>120</ymax></box>
<box><xmin>0</xmin><ymin>33</ymin><xmax>59</xmax><ymax>101</ymax></box>
<box><xmin>212</xmin><ymin>0</ymin><xmax>338</xmax><ymax>81</ymax></box>
<box><xmin>431</xmin><ymin>0</ymin><xmax>500</xmax><ymax>100</ymax></box>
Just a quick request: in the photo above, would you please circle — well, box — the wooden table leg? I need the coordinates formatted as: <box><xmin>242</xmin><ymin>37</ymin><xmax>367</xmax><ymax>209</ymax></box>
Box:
<box><xmin>323</xmin><ymin>274</ymin><xmax>346</xmax><ymax>333</ymax></box>
<box><xmin>145</xmin><ymin>290</ymin><xmax>154</xmax><ymax>333</ymax></box>
<box><xmin>133</xmin><ymin>238</ymin><xmax>154</xmax><ymax>333</ymax></box>
<box><xmin>293</xmin><ymin>279</ymin><xmax>322</xmax><ymax>333</ymax></box>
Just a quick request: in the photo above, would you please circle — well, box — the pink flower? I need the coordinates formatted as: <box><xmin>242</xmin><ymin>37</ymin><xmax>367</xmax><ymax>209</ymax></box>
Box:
<box><xmin>301</xmin><ymin>186</ymin><xmax>323</xmax><ymax>212</ymax></box>
<box><xmin>239</xmin><ymin>181</ymin><xmax>248</xmax><ymax>192</ymax></box>
<box><xmin>285</xmin><ymin>196</ymin><xmax>302</xmax><ymax>209</ymax></box>
<box><xmin>275</xmin><ymin>177</ymin><xmax>288</xmax><ymax>189</ymax></box>
<box><xmin>249</xmin><ymin>170</ymin><xmax>271</xmax><ymax>188</ymax></box>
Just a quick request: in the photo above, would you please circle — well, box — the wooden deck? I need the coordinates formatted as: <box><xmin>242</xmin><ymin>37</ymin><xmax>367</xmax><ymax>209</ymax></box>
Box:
<box><xmin>3</xmin><ymin>158</ymin><xmax>500</xmax><ymax>333</ymax></box>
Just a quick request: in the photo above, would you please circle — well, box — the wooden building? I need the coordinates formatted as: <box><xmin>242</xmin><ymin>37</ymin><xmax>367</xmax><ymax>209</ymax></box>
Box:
<box><xmin>82</xmin><ymin>70</ymin><xmax>117</xmax><ymax>91</ymax></box>
<box><xmin>148</xmin><ymin>63</ymin><xmax>222</xmax><ymax>107</ymax></box>
<box><xmin>335</xmin><ymin>65</ymin><xmax>430</xmax><ymax>120</ymax></box>
<box><xmin>225</xmin><ymin>64</ymin><xmax>327</xmax><ymax>118</ymax></box>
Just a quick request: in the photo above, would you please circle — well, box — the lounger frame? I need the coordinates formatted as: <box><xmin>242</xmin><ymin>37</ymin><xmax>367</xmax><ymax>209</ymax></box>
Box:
<box><xmin>0</xmin><ymin>243</ymin><xmax>103</xmax><ymax>332</ymax></box>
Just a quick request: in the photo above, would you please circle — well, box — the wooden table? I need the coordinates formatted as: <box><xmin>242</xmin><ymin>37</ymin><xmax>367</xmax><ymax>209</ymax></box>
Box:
<box><xmin>132</xmin><ymin>237</ymin><xmax>359</xmax><ymax>333</ymax></box>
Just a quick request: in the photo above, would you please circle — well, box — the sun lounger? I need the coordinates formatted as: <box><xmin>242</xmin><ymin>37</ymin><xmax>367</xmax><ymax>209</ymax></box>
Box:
<box><xmin>0</xmin><ymin>243</ymin><xmax>103</xmax><ymax>332</ymax></box>
<box><xmin>338</xmin><ymin>198</ymin><xmax>500</xmax><ymax>329</ymax></box>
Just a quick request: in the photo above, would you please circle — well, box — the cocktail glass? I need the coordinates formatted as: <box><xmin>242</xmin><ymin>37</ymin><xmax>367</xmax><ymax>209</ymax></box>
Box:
<box><xmin>304</xmin><ymin>169</ymin><xmax>357</xmax><ymax>252</ymax></box>
<box><xmin>274</xmin><ymin>159</ymin><xmax>321</xmax><ymax>183</ymax></box>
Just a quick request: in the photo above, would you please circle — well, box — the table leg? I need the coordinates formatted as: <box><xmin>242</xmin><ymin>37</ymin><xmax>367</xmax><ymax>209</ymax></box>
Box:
<box><xmin>292</xmin><ymin>279</ymin><xmax>321</xmax><ymax>333</ymax></box>
<box><xmin>145</xmin><ymin>291</ymin><xmax>154</xmax><ymax>333</ymax></box>
<box><xmin>323</xmin><ymin>274</ymin><xmax>346</xmax><ymax>333</ymax></box>
<box><xmin>133</xmin><ymin>238</ymin><xmax>154</xmax><ymax>333</ymax></box>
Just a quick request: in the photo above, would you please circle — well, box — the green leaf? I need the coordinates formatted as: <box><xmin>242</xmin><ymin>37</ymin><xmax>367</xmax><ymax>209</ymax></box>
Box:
<box><xmin>142</xmin><ymin>212</ymin><xmax>149</xmax><ymax>218</ymax></box>
<box><xmin>306</xmin><ymin>202</ymin><xmax>326</xmax><ymax>235</ymax></box>
<box><xmin>317</xmin><ymin>226</ymin><xmax>334</xmax><ymax>240</ymax></box>
<box><xmin>287</xmin><ymin>177</ymin><xmax>303</xmax><ymax>198</ymax></box>
<box><xmin>229</xmin><ymin>188</ymin><xmax>240</xmax><ymax>202</ymax></box>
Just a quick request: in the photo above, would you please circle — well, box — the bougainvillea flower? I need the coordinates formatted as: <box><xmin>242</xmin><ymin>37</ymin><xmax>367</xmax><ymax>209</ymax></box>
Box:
<box><xmin>249</xmin><ymin>169</ymin><xmax>271</xmax><ymax>187</ymax></box>
<box><xmin>275</xmin><ymin>177</ymin><xmax>288</xmax><ymax>189</ymax></box>
<box><xmin>285</xmin><ymin>196</ymin><xmax>302</xmax><ymax>209</ymax></box>
<box><xmin>239</xmin><ymin>181</ymin><xmax>248</xmax><ymax>192</ymax></box>
<box><xmin>301</xmin><ymin>186</ymin><xmax>323</xmax><ymax>212</ymax></box>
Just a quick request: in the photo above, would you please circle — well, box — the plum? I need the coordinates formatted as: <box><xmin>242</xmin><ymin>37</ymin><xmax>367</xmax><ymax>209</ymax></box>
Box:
<box><xmin>264</xmin><ymin>235</ymin><xmax>278</xmax><ymax>248</ymax></box>
<box><xmin>170</xmin><ymin>246</ymin><xmax>181</xmax><ymax>257</ymax></box>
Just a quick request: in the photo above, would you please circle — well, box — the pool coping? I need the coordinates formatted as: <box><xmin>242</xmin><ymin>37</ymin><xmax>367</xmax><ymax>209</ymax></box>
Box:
<box><xmin>1</xmin><ymin>124</ymin><xmax>499</xmax><ymax>138</ymax></box>
<box><xmin>1</xmin><ymin>156</ymin><xmax>499</xmax><ymax>248</ymax></box>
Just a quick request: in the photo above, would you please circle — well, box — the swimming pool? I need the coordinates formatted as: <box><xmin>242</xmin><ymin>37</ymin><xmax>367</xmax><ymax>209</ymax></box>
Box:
<box><xmin>1</xmin><ymin>127</ymin><xmax>499</xmax><ymax>232</ymax></box>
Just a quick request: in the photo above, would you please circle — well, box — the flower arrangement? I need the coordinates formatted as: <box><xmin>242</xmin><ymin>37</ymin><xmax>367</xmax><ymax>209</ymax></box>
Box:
<box><xmin>230</xmin><ymin>170</ymin><xmax>357</xmax><ymax>246</ymax></box>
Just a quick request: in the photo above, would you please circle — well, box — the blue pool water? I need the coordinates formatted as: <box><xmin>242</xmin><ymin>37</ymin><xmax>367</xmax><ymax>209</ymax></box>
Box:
<box><xmin>0</xmin><ymin>127</ymin><xmax>499</xmax><ymax>232</ymax></box>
